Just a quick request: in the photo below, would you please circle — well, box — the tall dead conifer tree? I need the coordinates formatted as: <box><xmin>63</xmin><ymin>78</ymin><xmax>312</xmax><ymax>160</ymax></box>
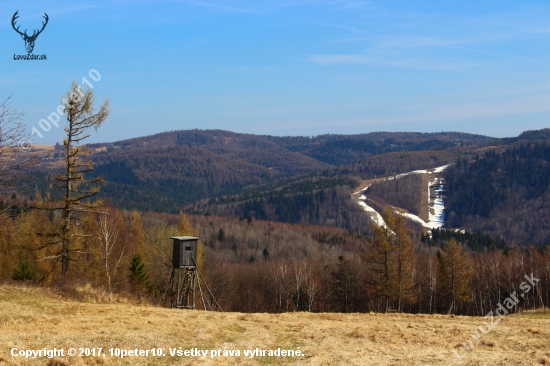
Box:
<box><xmin>37</xmin><ymin>81</ymin><xmax>109</xmax><ymax>276</ymax></box>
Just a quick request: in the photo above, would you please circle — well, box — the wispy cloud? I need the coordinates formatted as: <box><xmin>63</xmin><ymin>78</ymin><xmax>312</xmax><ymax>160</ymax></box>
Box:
<box><xmin>112</xmin><ymin>0</ymin><xmax>257</xmax><ymax>14</ymax></box>
<box><xmin>260</xmin><ymin>96</ymin><xmax>550</xmax><ymax>136</ymax></box>
<box><xmin>417</xmin><ymin>96</ymin><xmax>550</xmax><ymax>123</ymax></box>
<box><xmin>308</xmin><ymin>53</ymin><xmax>480</xmax><ymax>71</ymax></box>
<box><xmin>169</xmin><ymin>0</ymin><xmax>256</xmax><ymax>13</ymax></box>
<box><xmin>309</xmin><ymin>54</ymin><xmax>374</xmax><ymax>64</ymax></box>
<box><xmin>48</xmin><ymin>4</ymin><xmax>97</xmax><ymax>17</ymax></box>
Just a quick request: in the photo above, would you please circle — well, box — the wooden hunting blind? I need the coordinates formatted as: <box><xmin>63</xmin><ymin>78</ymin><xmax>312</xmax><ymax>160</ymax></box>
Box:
<box><xmin>171</xmin><ymin>236</ymin><xmax>199</xmax><ymax>268</ymax></box>
<box><xmin>160</xmin><ymin>236</ymin><xmax>222</xmax><ymax>312</ymax></box>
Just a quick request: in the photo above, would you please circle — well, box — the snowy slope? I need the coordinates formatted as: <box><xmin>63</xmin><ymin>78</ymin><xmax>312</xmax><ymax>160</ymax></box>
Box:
<box><xmin>354</xmin><ymin>164</ymin><xmax>451</xmax><ymax>229</ymax></box>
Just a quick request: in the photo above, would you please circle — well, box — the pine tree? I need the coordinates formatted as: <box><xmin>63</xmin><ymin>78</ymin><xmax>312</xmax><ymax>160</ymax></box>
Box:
<box><xmin>129</xmin><ymin>252</ymin><xmax>150</xmax><ymax>292</ymax></box>
<box><xmin>12</xmin><ymin>258</ymin><xmax>36</xmax><ymax>281</ymax></box>
<box><xmin>217</xmin><ymin>228</ymin><xmax>225</xmax><ymax>242</ymax></box>
<box><xmin>437</xmin><ymin>239</ymin><xmax>474</xmax><ymax>314</ymax></box>
<box><xmin>262</xmin><ymin>248</ymin><xmax>270</xmax><ymax>261</ymax></box>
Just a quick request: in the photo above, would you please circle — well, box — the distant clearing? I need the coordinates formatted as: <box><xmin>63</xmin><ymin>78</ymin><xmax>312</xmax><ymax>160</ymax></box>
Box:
<box><xmin>0</xmin><ymin>286</ymin><xmax>549</xmax><ymax>365</ymax></box>
<box><xmin>30</xmin><ymin>145</ymin><xmax>54</xmax><ymax>151</ymax></box>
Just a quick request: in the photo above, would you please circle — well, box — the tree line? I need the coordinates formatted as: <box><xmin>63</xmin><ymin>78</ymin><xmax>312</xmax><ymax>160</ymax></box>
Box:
<box><xmin>2</xmin><ymin>204</ymin><xmax>548</xmax><ymax>316</ymax></box>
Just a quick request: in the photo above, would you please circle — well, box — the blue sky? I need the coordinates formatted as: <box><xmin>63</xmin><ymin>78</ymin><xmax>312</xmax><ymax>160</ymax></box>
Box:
<box><xmin>1</xmin><ymin>1</ymin><xmax>549</xmax><ymax>145</ymax></box>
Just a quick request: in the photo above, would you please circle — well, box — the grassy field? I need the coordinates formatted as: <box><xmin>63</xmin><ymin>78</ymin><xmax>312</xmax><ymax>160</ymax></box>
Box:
<box><xmin>0</xmin><ymin>285</ymin><xmax>549</xmax><ymax>365</ymax></box>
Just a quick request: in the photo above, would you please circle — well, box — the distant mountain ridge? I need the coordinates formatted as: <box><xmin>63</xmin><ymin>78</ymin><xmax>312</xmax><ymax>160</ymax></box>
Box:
<box><xmin>80</xmin><ymin>130</ymin><xmax>494</xmax><ymax>212</ymax></box>
<box><xmin>89</xmin><ymin>129</ymin><xmax>494</xmax><ymax>166</ymax></box>
<box><xmin>179</xmin><ymin>130</ymin><xmax>550</xmax><ymax>246</ymax></box>
<box><xmin>266</xmin><ymin>131</ymin><xmax>493</xmax><ymax>165</ymax></box>
<box><xmin>20</xmin><ymin>128</ymin><xmax>550</xmax><ymax>245</ymax></box>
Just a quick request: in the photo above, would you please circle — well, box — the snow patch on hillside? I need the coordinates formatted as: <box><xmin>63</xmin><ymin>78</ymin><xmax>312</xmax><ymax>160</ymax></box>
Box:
<box><xmin>355</xmin><ymin>164</ymin><xmax>451</xmax><ymax>229</ymax></box>
<box><xmin>358</xmin><ymin>194</ymin><xmax>389</xmax><ymax>229</ymax></box>
<box><xmin>353</xmin><ymin>184</ymin><xmax>389</xmax><ymax>228</ymax></box>
<box><xmin>428</xmin><ymin>176</ymin><xmax>445</xmax><ymax>228</ymax></box>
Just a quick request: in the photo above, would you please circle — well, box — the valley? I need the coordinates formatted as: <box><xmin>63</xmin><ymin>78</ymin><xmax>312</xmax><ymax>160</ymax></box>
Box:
<box><xmin>17</xmin><ymin>128</ymin><xmax>550</xmax><ymax>246</ymax></box>
<box><xmin>352</xmin><ymin>164</ymin><xmax>451</xmax><ymax>230</ymax></box>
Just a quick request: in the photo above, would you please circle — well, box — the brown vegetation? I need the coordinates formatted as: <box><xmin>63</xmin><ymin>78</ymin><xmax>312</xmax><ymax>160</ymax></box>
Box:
<box><xmin>0</xmin><ymin>285</ymin><xmax>549</xmax><ymax>365</ymax></box>
<box><xmin>1</xmin><ymin>205</ymin><xmax>548</xmax><ymax>317</ymax></box>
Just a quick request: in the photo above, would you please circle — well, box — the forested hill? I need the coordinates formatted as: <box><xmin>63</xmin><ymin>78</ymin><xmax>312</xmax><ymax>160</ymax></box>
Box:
<box><xmin>89</xmin><ymin>129</ymin><xmax>494</xmax><ymax>167</ymax></box>
<box><xmin>185</xmin><ymin>149</ymin><xmax>470</xmax><ymax>233</ymax></box>
<box><xmin>502</xmin><ymin>128</ymin><xmax>550</xmax><ymax>143</ymax></box>
<box><xmin>445</xmin><ymin>141</ymin><xmax>550</xmax><ymax>245</ymax></box>
<box><xmin>266</xmin><ymin>131</ymin><xmax>493</xmax><ymax>165</ymax></box>
<box><xmin>73</xmin><ymin>130</ymin><xmax>492</xmax><ymax>212</ymax></box>
<box><xmin>187</xmin><ymin>132</ymin><xmax>550</xmax><ymax>244</ymax></box>
<box><xmin>90</xmin><ymin>130</ymin><xmax>330</xmax><ymax>177</ymax></box>
<box><xmin>17</xmin><ymin>128</ymin><xmax>550</xmax><ymax>244</ymax></box>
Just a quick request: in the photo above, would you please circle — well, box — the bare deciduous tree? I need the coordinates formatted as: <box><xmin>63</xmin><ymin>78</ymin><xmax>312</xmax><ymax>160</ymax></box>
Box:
<box><xmin>0</xmin><ymin>96</ymin><xmax>34</xmax><ymax>219</ymax></box>
<box><xmin>306</xmin><ymin>272</ymin><xmax>317</xmax><ymax>312</ymax></box>
<box><xmin>91</xmin><ymin>206</ymin><xmax>126</xmax><ymax>292</ymax></box>
<box><xmin>292</xmin><ymin>260</ymin><xmax>306</xmax><ymax>311</ymax></box>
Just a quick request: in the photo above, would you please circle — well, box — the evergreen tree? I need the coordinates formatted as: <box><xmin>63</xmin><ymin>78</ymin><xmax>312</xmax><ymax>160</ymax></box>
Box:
<box><xmin>217</xmin><ymin>228</ymin><xmax>225</xmax><ymax>242</ymax></box>
<box><xmin>330</xmin><ymin>256</ymin><xmax>361</xmax><ymax>312</ymax></box>
<box><xmin>129</xmin><ymin>252</ymin><xmax>150</xmax><ymax>292</ymax></box>
<box><xmin>12</xmin><ymin>258</ymin><xmax>37</xmax><ymax>281</ymax></box>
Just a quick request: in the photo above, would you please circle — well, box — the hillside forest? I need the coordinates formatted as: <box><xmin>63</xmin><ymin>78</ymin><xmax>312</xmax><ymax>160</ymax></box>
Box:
<box><xmin>1</xmin><ymin>207</ymin><xmax>548</xmax><ymax>316</ymax></box>
<box><xmin>1</xmin><ymin>91</ymin><xmax>550</xmax><ymax>316</ymax></box>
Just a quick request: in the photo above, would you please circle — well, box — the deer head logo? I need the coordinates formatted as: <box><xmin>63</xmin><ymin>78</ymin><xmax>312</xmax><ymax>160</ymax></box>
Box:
<box><xmin>12</xmin><ymin>11</ymin><xmax>49</xmax><ymax>54</ymax></box>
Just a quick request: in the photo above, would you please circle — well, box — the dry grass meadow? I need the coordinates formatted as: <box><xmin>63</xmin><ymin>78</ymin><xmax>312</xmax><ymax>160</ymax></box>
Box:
<box><xmin>1</xmin><ymin>285</ymin><xmax>549</xmax><ymax>366</ymax></box>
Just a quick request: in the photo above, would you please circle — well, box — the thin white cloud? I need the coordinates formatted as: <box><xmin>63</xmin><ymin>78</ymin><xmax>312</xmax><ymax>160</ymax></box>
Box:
<box><xmin>243</xmin><ymin>93</ymin><xmax>550</xmax><ymax>135</ymax></box>
<box><xmin>309</xmin><ymin>54</ymin><xmax>375</xmax><ymax>64</ymax></box>
<box><xmin>169</xmin><ymin>0</ymin><xmax>256</xmax><ymax>13</ymax></box>
<box><xmin>47</xmin><ymin>4</ymin><xmax>97</xmax><ymax>17</ymax></box>
<box><xmin>305</xmin><ymin>20</ymin><xmax>369</xmax><ymax>34</ymax></box>
<box><xmin>348</xmin><ymin>97</ymin><xmax>550</xmax><ymax>128</ymax></box>
<box><xmin>308</xmin><ymin>54</ymin><xmax>479</xmax><ymax>71</ymax></box>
